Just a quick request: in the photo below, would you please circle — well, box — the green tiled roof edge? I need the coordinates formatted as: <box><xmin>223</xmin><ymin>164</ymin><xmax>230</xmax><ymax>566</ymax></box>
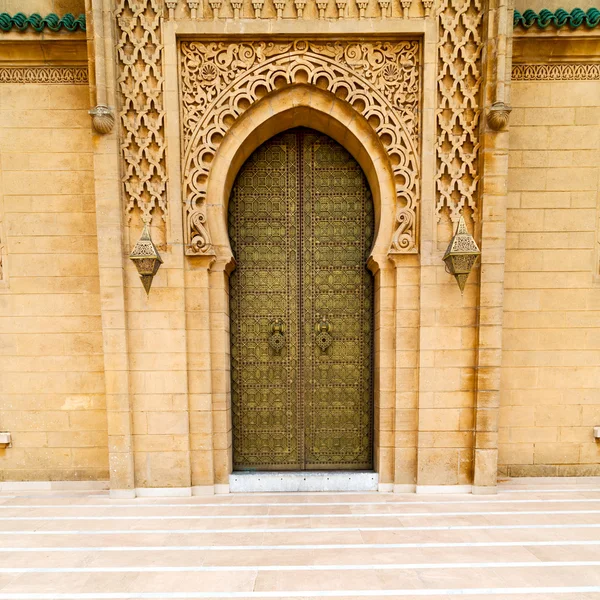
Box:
<box><xmin>514</xmin><ymin>7</ymin><xmax>600</xmax><ymax>29</ymax></box>
<box><xmin>0</xmin><ymin>12</ymin><xmax>86</xmax><ymax>33</ymax></box>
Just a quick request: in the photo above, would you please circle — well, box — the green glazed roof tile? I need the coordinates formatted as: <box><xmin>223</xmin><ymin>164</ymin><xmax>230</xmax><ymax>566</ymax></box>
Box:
<box><xmin>0</xmin><ymin>12</ymin><xmax>86</xmax><ymax>33</ymax></box>
<box><xmin>514</xmin><ymin>7</ymin><xmax>600</xmax><ymax>29</ymax></box>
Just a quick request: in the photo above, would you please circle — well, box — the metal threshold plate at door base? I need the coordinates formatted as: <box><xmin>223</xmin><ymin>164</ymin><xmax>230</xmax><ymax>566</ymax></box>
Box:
<box><xmin>229</xmin><ymin>471</ymin><xmax>378</xmax><ymax>493</ymax></box>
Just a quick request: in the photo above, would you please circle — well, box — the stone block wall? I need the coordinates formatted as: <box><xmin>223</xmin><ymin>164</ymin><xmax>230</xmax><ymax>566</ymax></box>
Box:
<box><xmin>0</xmin><ymin>81</ymin><xmax>108</xmax><ymax>481</ymax></box>
<box><xmin>415</xmin><ymin>263</ymin><xmax>479</xmax><ymax>487</ymax></box>
<box><xmin>500</xmin><ymin>77</ymin><xmax>600</xmax><ymax>477</ymax></box>
<box><xmin>124</xmin><ymin>249</ymin><xmax>192</xmax><ymax>490</ymax></box>
<box><xmin>0</xmin><ymin>1</ymin><xmax>599</xmax><ymax>489</ymax></box>
<box><xmin>0</xmin><ymin>1</ymin><xmax>84</xmax><ymax>14</ymax></box>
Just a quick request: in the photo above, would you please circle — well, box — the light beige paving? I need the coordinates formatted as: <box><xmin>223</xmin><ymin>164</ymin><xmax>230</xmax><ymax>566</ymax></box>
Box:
<box><xmin>0</xmin><ymin>482</ymin><xmax>599</xmax><ymax>599</ymax></box>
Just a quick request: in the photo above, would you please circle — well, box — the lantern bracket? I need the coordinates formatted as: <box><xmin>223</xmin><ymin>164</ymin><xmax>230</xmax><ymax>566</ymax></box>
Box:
<box><xmin>129</xmin><ymin>224</ymin><xmax>163</xmax><ymax>295</ymax></box>
<box><xmin>442</xmin><ymin>215</ymin><xmax>481</xmax><ymax>293</ymax></box>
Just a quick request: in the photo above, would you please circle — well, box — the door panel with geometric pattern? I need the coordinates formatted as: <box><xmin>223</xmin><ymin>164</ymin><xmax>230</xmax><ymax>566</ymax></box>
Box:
<box><xmin>229</xmin><ymin>128</ymin><xmax>374</xmax><ymax>471</ymax></box>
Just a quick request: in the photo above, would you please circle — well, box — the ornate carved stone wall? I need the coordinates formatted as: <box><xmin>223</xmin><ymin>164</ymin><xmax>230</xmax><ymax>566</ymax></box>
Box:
<box><xmin>115</xmin><ymin>0</ymin><xmax>168</xmax><ymax>225</ymax></box>
<box><xmin>435</xmin><ymin>0</ymin><xmax>484</xmax><ymax>223</ymax></box>
<box><xmin>179</xmin><ymin>40</ymin><xmax>421</xmax><ymax>255</ymax></box>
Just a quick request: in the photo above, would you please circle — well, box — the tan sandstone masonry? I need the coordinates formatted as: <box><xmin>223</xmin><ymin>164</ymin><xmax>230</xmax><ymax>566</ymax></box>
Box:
<box><xmin>0</xmin><ymin>0</ymin><xmax>552</xmax><ymax>491</ymax></box>
<box><xmin>177</xmin><ymin>37</ymin><xmax>424</xmax><ymax>490</ymax></box>
<box><xmin>413</xmin><ymin>0</ymin><xmax>485</xmax><ymax>489</ymax></box>
<box><xmin>106</xmin><ymin>0</ymin><xmax>434</xmax><ymax>491</ymax></box>
<box><xmin>93</xmin><ymin>0</ymin><xmax>500</xmax><ymax>492</ymax></box>
<box><xmin>113</xmin><ymin>1</ymin><xmax>192</xmax><ymax>492</ymax></box>
<box><xmin>0</xmin><ymin>29</ymin><xmax>108</xmax><ymax>481</ymax></box>
<box><xmin>0</xmin><ymin>1</ymin><xmax>83</xmax><ymax>12</ymax></box>
<box><xmin>500</xmin><ymin>29</ymin><xmax>600</xmax><ymax>477</ymax></box>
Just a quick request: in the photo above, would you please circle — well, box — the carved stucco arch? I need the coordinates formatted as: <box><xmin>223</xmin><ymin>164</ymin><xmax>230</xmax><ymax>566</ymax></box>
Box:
<box><xmin>180</xmin><ymin>40</ymin><xmax>421</xmax><ymax>256</ymax></box>
<box><xmin>204</xmin><ymin>86</ymin><xmax>397</xmax><ymax>269</ymax></box>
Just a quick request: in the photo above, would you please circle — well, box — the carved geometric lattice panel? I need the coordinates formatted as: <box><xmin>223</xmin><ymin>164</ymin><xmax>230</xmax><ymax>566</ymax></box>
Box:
<box><xmin>435</xmin><ymin>0</ymin><xmax>483</xmax><ymax>223</ymax></box>
<box><xmin>115</xmin><ymin>0</ymin><xmax>168</xmax><ymax>224</ymax></box>
<box><xmin>180</xmin><ymin>40</ymin><xmax>421</xmax><ymax>255</ymax></box>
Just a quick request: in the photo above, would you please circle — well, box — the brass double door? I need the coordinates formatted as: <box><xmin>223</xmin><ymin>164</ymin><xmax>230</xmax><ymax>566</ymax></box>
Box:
<box><xmin>229</xmin><ymin>128</ymin><xmax>374</xmax><ymax>471</ymax></box>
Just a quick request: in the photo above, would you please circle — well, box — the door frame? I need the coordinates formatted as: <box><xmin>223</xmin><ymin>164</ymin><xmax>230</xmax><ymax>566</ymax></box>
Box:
<box><xmin>204</xmin><ymin>85</ymin><xmax>407</xmax><ymax>490</ymax></box>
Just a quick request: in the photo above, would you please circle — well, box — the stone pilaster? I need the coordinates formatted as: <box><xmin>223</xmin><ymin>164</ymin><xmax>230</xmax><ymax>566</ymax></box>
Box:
<box><xmin>472</xmin><ymin>0</ymin><xmax>513</xmax><ymax>493</ymax></box>
<box><xmin>87</xmin><ymin>0</ymin><xmax>135</xmax><ymax>497</ymax></box>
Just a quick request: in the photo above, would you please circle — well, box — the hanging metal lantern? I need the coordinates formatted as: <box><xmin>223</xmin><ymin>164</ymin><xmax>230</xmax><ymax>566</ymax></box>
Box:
<box><xmin>443</xmin><ymin>215</ymin><xmax>480</xmax><ymax>293</ymax></box>
<box><xmin>129</xmin><ymin>224</ymin><xmax>163</xmax><ymax>295</ymax></box>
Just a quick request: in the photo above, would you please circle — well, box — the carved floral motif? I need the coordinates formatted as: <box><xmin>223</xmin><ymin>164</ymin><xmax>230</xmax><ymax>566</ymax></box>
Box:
<box><xmin>512</xmin><ymin>63</ymin><xmax>600</xmax><ymax>81</ymax></box>
<box><xmin>180</xmin><ymin>40</ymin><xmax>421</xmax><ymax>255</ymax></box>
<box><xmin>0</xmin><ymin>66</ymin><xmax>87</xmax><ymax>84</ymax></box>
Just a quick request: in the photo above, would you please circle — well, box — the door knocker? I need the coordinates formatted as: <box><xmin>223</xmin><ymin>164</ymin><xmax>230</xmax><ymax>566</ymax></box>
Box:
<box><xmin>268</xmin><ymin>318</ymin><xmax>286</xmax><ymax>353</ymax></box>
<box><xmin>315</xmin><ymin>315</ymin><xmax>333</xmax><ymax>352</ymax></box>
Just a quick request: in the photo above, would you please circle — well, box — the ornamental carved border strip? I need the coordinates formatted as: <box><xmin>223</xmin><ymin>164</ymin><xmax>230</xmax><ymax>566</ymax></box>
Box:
<box><xmin>115</xmin><ymin>0</ymin><xmax>168</xmax><ymax>225</ymax></box>
<box><xmin>435</xmin><ymin>0</ymin><xmax>483</xmax><ymax>223</ymax></box>
<box><xmin>512</xmin><ymin>63</ymin><xmax>600</xmax><ymax>81</ymax></box>
<box><xmin>0</xmin><ymin>66</ymin><xmax>88</xmax><ymax>84</ymax></box>
<box><xmin>180</xmin><ymin>40</ymin><xmax>421</xmax><ymax>256</ymax></box>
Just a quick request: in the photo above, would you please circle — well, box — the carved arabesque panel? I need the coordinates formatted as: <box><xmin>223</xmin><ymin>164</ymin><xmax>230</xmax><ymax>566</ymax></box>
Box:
<box><xmin>115</xmin><ymin>0</ymin><xmax>168</xmax><ymax>225</ymax></box>
<box><xmin>180</xmin><ymin>40</ymin><xmax>421</xmax><ymax>255</ymax></box>
<box><xmin>435</xmin><ymin>0</ymin><xmax>483</xmax><ymax>223</ymax></box>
